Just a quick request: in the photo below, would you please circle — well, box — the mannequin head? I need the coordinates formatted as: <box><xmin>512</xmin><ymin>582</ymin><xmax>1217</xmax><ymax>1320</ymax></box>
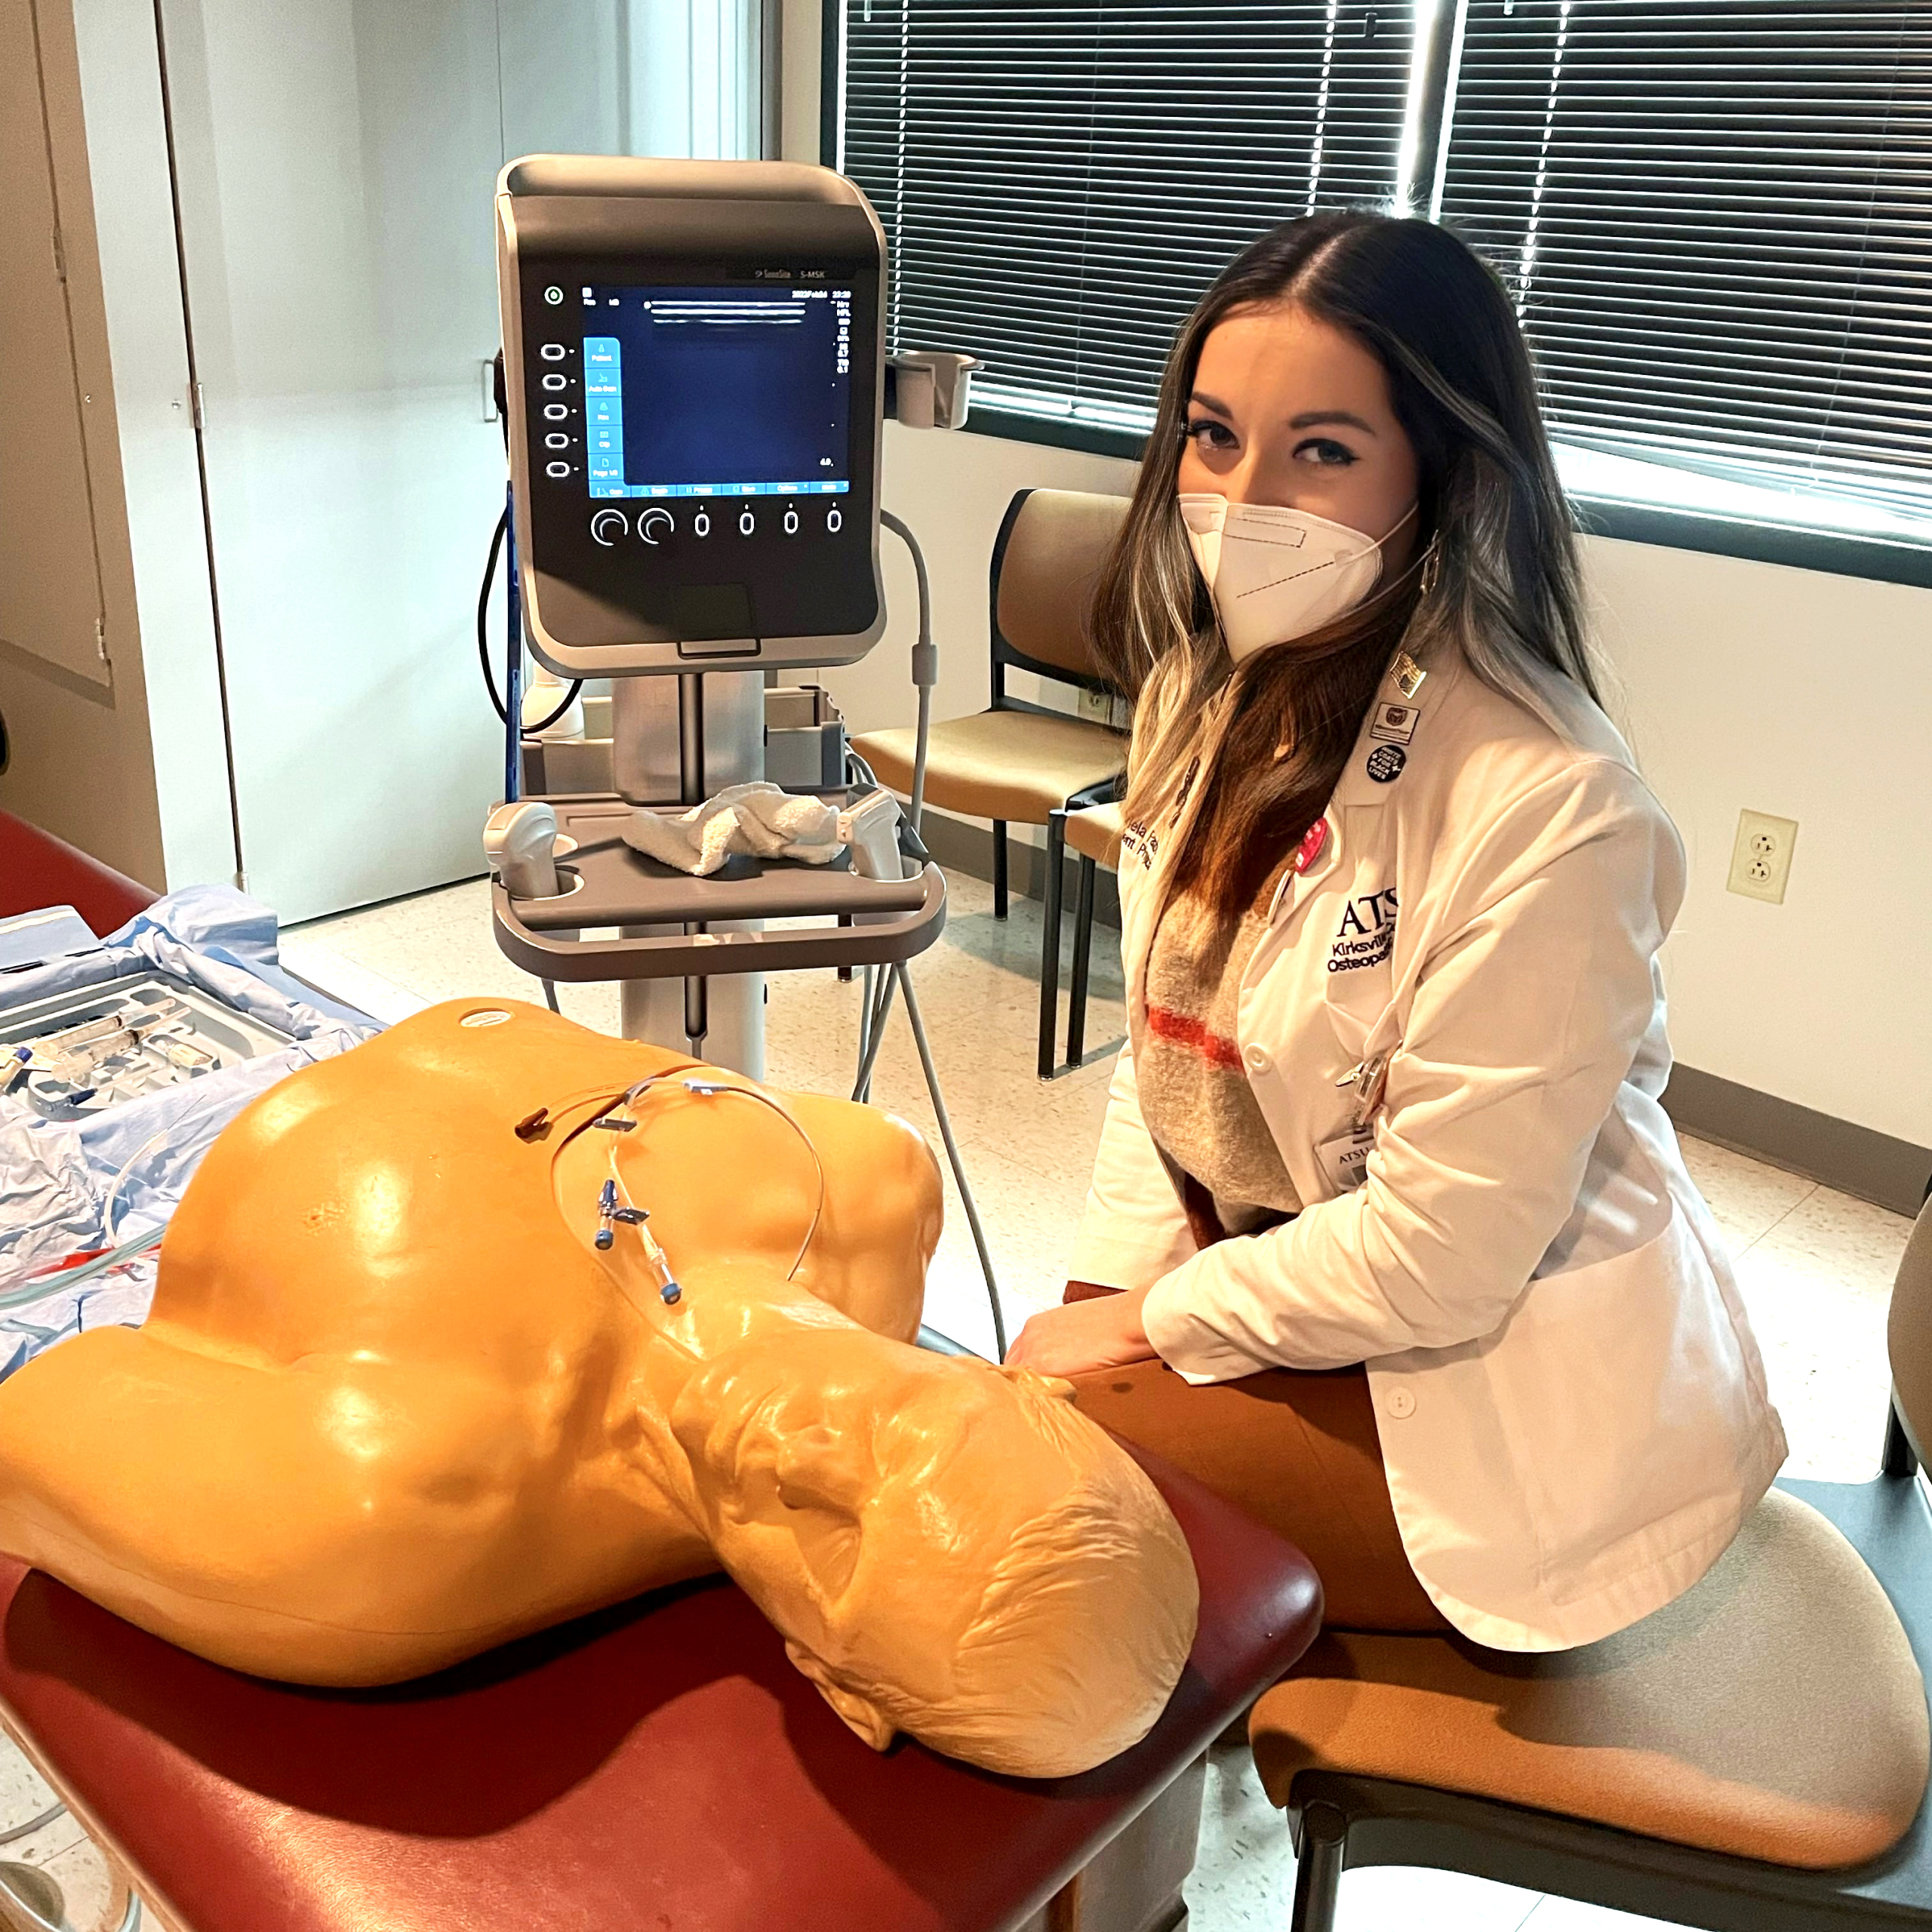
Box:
<box><xmin>668</xmin><ymin>1315</ymin><xmax>1196</xmax><ymax>1775</ymax></box>
<box><xmin>0</xmin><ymin>1001</ymin><xmax>1198</xmax><ymax>1778</ymax></box>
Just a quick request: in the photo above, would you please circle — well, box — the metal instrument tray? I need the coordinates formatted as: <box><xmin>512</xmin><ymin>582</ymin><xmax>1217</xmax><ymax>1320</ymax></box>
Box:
<box><xmin>0</xmin><ymin>971</ymin><xmax>294</xmax><ymax>1121</ymax></box>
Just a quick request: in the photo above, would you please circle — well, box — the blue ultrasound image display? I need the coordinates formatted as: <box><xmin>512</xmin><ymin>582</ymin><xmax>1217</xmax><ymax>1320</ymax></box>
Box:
<box><xmin>583</xmin><ymin>285</ymin><xmax>852</xmax><ymax>499</ymax></box>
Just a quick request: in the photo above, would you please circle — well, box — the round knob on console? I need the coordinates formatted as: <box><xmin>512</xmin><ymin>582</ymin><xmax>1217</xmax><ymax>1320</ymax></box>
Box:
<box><xmin>639</xmin><ymin>508</ymin><xmax>675</xmax><ymax>546</ymax></box>
<box><xmin>589</xmin><ymin>509</ymin><xmax>628</xmax><ymax>546</ymax></box>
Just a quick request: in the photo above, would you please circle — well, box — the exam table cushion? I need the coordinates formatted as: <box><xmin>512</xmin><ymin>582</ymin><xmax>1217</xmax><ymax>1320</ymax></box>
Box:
<box><xmin>854</xmin><ymin>709</ymin><xmax>1124</xmax><ymax>827</ymax></box>
<box><xmin>0</xmin><ymin>811</ymin><xmax>156</xmax><ymax>939</ymax></box>
<box><xmin>0</xmin><ymin>1445</ymin><xmax>1321</xmax><ymax>1932</ymax></box>
<box><xmin>1250</xmin><ymin>1488</ymin><xmax>1928</xmax><ymax>1869</ymax></box>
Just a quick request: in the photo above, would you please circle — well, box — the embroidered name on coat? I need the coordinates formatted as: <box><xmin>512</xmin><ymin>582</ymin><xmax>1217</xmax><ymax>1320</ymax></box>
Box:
<box><xmin>1328</xmin><ymin>888</ymin><xmax>1398</xmax><ymax>973</ymax></box>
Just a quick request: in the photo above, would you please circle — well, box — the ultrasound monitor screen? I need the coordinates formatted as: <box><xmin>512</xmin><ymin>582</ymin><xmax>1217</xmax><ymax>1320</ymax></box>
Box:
<box><xmin>581</xmin><ymin>285</ymin><xmax>852</xmax><ymax>500</ymax></box>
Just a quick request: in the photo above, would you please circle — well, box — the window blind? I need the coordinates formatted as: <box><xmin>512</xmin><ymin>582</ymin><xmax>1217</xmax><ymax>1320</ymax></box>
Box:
<box><xmin>1438</xmin><ymin>2</ymin><xmax>1932</xmax><ymax>525</ymax></box>
<box><xmin>836</xmin><ymin>1</ymin><xmax>1413</xmax><ymax>429</ymax></box>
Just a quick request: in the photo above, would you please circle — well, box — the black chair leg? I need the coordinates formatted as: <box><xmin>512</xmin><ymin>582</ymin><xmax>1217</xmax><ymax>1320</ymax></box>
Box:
<box><xmin>1289</xmin><ymin>1801</ymin><xmax>1346</xmax><ymax>1932</ymax></box>
<box><xmin>1067</xmin><ymin>855</ymin><xmax>1096</xmax><ymax>1069</ymax></box>
<box><xmin>1884</xmin><ymin>1398</ymin><xmax>1919</xmax><ymax>1478</ymax></box>
<box><xmin>992</xmin><ymin>821</ymin><xmax>1008</xmax><ymax>920</ymax></box>
<box><xmin>1038</xmin><ymin>812</ymin><xmax>1066</xmax><ymax>1081</ymax></box>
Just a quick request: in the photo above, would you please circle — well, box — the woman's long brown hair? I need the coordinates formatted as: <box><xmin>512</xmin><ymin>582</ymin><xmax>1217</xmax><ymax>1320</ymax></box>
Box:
<box><xmin>1090</xmin><ymin>213</ymin><xmax>1596</xmax><ymax>922</ymax></box>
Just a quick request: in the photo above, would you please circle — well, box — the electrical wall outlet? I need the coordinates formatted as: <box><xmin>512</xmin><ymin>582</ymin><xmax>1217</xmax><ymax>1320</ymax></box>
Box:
<box><xmin>1727</xmin><ymin>809</ymin><xmax>1798</xmax><ymax>904</ymax></box>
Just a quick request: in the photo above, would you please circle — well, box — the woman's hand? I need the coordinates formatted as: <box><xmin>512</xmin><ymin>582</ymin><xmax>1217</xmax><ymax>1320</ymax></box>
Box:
<box><xmin>1004</xmin><ymin>1287</ymin><xmax>1158</xmax><ymax>1378</ymax></box>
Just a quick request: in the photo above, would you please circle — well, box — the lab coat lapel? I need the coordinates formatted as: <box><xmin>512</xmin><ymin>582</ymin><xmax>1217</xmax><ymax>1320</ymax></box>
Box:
<box><xmin>1264</xmin><ymin>652</ymin><xmax>1432</xmax><ymax>938</ymax></box>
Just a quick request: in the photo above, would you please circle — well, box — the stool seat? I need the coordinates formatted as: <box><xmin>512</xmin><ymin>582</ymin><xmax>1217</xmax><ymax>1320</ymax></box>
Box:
<box><xmin>854</xmin><ymin>712</ymin><xmax>1123</xmax><ymax>827</ymax></box>
<box><xmin>1065</xmin><ymin>802</ymin><xmax>1125</xmax><ymax>870</ymax></box>
<box><xmin>0</xmin><ymin>1444</ymin><xmax>1319</xmax><ymax>1932</ymax></box>
<box><xmin>1251</xmin><ymin>1488</ymin><xmax>1929</xmax><ymax>1872</ymax></box>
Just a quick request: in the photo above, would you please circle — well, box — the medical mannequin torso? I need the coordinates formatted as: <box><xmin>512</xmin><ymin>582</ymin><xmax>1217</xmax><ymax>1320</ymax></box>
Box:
<box><xmin>0</xmin><ymin>1002</ymin><xmax>1198</xmax><ymax>1778</ymax></box>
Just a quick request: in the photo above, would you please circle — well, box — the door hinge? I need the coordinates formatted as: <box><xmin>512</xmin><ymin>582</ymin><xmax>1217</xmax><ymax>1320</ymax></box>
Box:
<box><xmin>190</xmin><ymin>383</ymin><xmax>206</xmax><ymax>432</ymax></box>
<box><xmin>94</xmin><ymin>614</ymin><xmax>107</xmax><ymax>663</ymax></box>
<box><xmin>51</xmin><ymin>227</ymin><xmax>66</xmax><ymax>283</ymax></box>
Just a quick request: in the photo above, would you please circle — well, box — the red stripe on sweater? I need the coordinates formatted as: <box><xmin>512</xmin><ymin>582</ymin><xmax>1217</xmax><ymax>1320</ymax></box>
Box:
<box><xmin>1145</xmin><ymin>1005</ymin><xmax>1245</xmax><ymax>1071</ymax></box>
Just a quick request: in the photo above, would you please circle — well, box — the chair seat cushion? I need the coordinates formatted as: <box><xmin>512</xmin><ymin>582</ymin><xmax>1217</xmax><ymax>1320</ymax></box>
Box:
<box><xmin>1250</xmin><ymin>1489</ymin><xmax>1929</xmax><ymax>1870</ymax></box>
<box><xmin>0</xmin><ymin>1447</ymin><xmax>1319</xmax><ymax>1932</ymax></box>
<box><xmin>1066</xmin><ymin>803</ymin><xmax>1126</xmax><ymax>869</ymax></box>
<box><xmin>852</xmin><ymin>712</ymin><xmax>1124</xmax><ymax>826</ymax></box>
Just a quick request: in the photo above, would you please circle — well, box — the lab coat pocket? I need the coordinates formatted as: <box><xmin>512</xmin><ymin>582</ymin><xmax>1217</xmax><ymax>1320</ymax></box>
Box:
<box><xmin>1493</xmin><ymin>1205</ymin><xmax>1760</xmax><ymax>1607</ymax></box>
<box><xmin>1321</xmin><ymin>932</ymin><xmax>1395</xmax><ymax>1063</ymax></box>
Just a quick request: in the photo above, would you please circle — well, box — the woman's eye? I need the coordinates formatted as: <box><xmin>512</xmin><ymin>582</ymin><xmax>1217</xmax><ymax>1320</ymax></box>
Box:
<box><xmin>1186</xmin><ymin>418</ymin><xmax>1236</xmax><ymax>452</ymax></box>
<box><xmin>1295</xmin><ymin>437</ymin><xmax>1358</xmax><ymax>468</ymax></box>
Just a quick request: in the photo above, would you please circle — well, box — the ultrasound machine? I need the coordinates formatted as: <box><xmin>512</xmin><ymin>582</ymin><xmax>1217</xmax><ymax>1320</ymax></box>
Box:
<box><xmin>485</xmin><ymin>155</ymin><xmax>997</xmax><ymax>1321</ymax></box>
<box><xmin>488</xmin><ymin>157</ymin><xmax>974</xmax><ymax>1066</ymax></box>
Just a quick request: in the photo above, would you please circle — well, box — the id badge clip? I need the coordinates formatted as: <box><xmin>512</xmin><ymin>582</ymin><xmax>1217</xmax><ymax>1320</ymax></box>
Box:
<box><xmin>1317</xmin><ymin>1052</ymin><xmax>1389</xmax><ymax>1195</ymax></box>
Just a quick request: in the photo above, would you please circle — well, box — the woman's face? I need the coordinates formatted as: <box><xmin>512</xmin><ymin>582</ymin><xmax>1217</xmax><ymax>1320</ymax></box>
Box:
<box><xmin>1177</xmin><ymin>300</ymin><xmax>1421</xmax><ymax>565</ymax></box>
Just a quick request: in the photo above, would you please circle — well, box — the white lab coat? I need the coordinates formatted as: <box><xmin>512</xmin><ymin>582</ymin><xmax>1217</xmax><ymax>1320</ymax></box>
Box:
<box><xmin>1071</xmin><ymin>647</ymin><xmax>1786</xmax><ymax>1651</ymax></box>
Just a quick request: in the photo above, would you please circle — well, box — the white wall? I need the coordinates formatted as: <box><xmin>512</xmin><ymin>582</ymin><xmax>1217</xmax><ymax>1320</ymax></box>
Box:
<box><xmin>1586</xmin><ymin>540</ymin><xmax>1932</xmax><ymax>1147</ymax></box>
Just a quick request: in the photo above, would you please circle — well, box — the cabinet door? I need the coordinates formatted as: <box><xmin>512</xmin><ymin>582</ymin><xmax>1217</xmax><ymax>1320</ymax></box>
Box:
<box><xmin>165</xmin><ymin>0</ymin><xmax>764</xmax><ymax>920</ymax></box>
<box><xmin>159</xmin><ymin>0</ymin><xmax>508</xmax><ymax>921</ymax></box>
<box><xmin>0</xmin><ymin>0</ymin><xmax>108</xmax><ymax>688</ymax></box>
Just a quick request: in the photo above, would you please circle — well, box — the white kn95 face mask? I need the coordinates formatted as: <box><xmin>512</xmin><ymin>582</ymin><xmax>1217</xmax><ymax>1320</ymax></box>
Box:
<box><xmin>1179</xmin><ymin>493</ymin><xmax>1417</xmax><ymax>664</ymax></box>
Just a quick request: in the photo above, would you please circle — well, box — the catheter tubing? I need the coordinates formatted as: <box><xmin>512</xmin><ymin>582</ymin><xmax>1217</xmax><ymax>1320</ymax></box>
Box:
<box><xmin>880</xmin><ymin>509</ymin><xmax>936</xmax><ymax>833</ymax></box>
<box><xmin>504</xmin><ymin>481</ymin><xmax>523</xmax><ymax>805</ymax></box>
<box><xmin>899</xmin><ymin>961</ymin><xmax>1006</xmax><ymax>1359</ymax></box>
<box><xmin>849</xmin><ymin>514</ymin><xmax>932</xmax><ymax>1104</ymax></box>
<box><xmin>848</xmin><ymin>512</ymin><xmax>1008</xmax><ymax>1355</ymax></box>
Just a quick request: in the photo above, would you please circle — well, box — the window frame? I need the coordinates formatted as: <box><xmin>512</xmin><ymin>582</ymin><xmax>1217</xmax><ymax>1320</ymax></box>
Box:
<box><xmin>820</xmin><ymin>0</ymin><xmax>1932</xmax><ymax>590</ymax></box>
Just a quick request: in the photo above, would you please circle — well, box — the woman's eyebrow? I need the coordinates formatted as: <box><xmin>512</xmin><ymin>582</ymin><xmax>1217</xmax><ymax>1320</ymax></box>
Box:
<box><xmin>1188</xmin><ymin>389</ymin><xmax>1233</xmax><ymax>415</ymax></box>
<box><xmin>1287</xmin><ymin>410</ymin><xmax>1377</xmax><ymax>435</ymax></box>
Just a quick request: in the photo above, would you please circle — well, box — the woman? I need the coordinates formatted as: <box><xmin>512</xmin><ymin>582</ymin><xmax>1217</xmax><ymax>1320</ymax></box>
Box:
<box><xmin>1005</xmin><ymin>213</ymin><xmax>1786</xmax><ymax>1651</ymax></box>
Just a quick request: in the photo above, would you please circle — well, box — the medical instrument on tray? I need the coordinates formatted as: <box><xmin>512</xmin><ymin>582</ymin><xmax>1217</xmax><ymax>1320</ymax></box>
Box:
<box><xmin>483</xmin><ymin>800</ymin><xmax>563</xmax><ymax>900</ymax></box>
<box><xmin>0</xmin><ymin>975</ymin><xmax>293</xmax><ymax>1124</ymax></box>
<box><xmin>485</xmin><ymin>155</ymin><xmax>1002</xmax><ymax>1353</ymax></box>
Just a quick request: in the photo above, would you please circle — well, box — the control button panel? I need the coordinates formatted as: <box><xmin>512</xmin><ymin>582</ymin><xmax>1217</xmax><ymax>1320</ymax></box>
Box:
<box><xmin>530</xmin><ymin>340</ymin><xmax>580</xmax><ymax>480</ymax></box>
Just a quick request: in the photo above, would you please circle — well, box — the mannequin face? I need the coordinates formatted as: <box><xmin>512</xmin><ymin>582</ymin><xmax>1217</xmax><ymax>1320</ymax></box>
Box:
<box><xmin>667</xmin><ymin>1318</ymin><xmax>1194</xmax><ymax>1773</ymax></box>
<box><xmin>0</xmin><ymin>1002</ymin><xmax>1197</xmax><ymax>1780</ymax></box>
<box><xmin>1179</xmin><ymin>300</ymin><xmax>1420</xmax><ymax>568</ymax></box>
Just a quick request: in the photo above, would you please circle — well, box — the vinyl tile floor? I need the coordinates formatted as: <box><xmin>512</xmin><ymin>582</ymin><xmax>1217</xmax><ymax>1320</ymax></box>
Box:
<box><xmin>15</xmin><ymin>868</ymin><xmax>1918</xmax><ymax>1932</ymax></box>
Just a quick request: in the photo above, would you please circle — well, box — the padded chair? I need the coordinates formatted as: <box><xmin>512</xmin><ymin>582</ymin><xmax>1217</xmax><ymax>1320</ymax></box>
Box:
<box><xmin>1043</xmin><ymin>799</ymin><xmax>1128</xmax><ymax>1075</ymax></box>
<box><xmin>1252</xmin><ymin>1197</ymin><xmax>1932</xmax><ymax>1932</ymax></box>
<box><xmin>852</xmin><ymin>490</ymin><xmax>1128</xmax><ymax>1079</ymax></box>
<box><xmin>0</xmin><ymin>1444</ymin><xmax>1321</xmax><ymax>1932</ymax></box>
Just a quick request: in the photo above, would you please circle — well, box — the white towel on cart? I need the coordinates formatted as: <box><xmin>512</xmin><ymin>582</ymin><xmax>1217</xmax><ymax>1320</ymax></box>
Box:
<box><xmin>623</xmin><ymin>783</ymin><xmax>843</xmax><ymax>877</ymax></box>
